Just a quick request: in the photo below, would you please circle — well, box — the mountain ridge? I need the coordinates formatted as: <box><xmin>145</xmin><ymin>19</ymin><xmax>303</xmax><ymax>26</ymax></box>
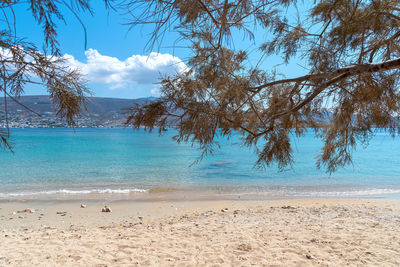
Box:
<box><xmin>0</xmin><ymin>95</ymin><xmax>157</xmax><ymax>128</ymax></box>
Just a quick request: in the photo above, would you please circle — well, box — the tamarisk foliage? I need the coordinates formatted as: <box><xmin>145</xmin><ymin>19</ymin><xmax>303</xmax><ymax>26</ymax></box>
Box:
<box><xmin>0</xmin><ymin>0</ymin><xmax>101</xmax><ymax>149</ymax></box>
<box><xmin>125</xmin><ymin>0</ymin><xmax>400</xmax><ymax>172</ymax></box>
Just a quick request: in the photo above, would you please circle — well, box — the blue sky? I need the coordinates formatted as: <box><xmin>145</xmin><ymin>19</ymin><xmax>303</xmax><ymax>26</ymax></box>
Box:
<box><xmin>13</xmin><ymin>1</ymin><xmax>306</xmax><ymax>99</ymax></box>
<box><xmin>12</xmin><ymin>1</ymin><xmax>189</xmax><ymax>99</ymax></box>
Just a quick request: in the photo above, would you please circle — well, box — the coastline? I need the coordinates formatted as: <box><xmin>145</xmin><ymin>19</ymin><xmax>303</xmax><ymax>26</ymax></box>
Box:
<box><xmin>1</xmin><ymin>128</ymin><xmax>400</xmax><ymax>265</ymax></box>
<box><xmin>1</xmin><ymin>198</ymin><xmax>399</xmax><ymax>266</ymax></box>
<box><xmin>2</xmin><ymin>185</ymin><xmax>400</xmax><ymax>202</ymax></box>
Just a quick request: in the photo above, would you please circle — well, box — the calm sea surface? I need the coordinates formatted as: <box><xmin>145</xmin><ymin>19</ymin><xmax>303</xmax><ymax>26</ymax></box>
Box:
<box><xmin>0</xmin><ymin>128</ymin><xmax>399</xmax><ymax>200</ymax></box>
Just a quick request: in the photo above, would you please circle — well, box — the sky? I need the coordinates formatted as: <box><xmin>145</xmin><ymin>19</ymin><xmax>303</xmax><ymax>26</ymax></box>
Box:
<box><xmin>10</xmin><ymin>1</ymin><xmax>190</xmax><ymax>99</ymax></box>
<box><xmin>10</xmin><ymin>1</ymin><xmax>307</xmax><ymax>99</ymax></box>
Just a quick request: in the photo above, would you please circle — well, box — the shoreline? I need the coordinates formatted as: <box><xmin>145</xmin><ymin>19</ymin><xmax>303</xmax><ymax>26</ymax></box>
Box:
<box><xmin>1</xmin><ymin>198</ymin><xmax>399</xmax><ymax>266</ymax></box>
<box><xmin>2</xmin><ymin>185</ymin><xmax>400</xmax><ymax>202</ymax></box>
<box><xmin>2</xmin><ymin>194</ymin><xmax>400</xmax><ymax>203</ymax></box>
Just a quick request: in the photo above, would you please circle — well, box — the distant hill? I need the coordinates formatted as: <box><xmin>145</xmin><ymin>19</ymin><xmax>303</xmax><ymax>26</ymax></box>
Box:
<box><xmin>0</xmin><ymin>95</ymin><xmax>157</xmax><ymax>128</ymax></box>
<box><xmin>0</xmin><ymin>95</ymin><xmax>335</xmax><ymax>129</ymax></box>
<box><xmin>0</xmin><ymin>95</ymin><xmax>156</xmax><ymax>117</ymax></box>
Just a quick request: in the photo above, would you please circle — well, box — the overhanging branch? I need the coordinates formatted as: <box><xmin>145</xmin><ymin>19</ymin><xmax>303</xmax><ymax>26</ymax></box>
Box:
<box><xmin>249</xmin><ymin>57</ymin><xmax>400</xmax><ymax>93</ymax></box>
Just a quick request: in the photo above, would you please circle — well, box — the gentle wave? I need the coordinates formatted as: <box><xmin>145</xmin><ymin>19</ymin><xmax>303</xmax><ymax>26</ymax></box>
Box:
<box><xmin>302</xmin><ymin>188</ymin><xmax>400</xmax><ymax>197</ymax></box>
<box><xmin>215</xmin><ymin>188</ymin><xmax>400</xmax><ymax>197</ymax></box>
<box><xmin>0</xmin><ymin>188</ymin><xmax>147</xmax><ymax>198</ymax></box>
<box><xmin>1</xmin><ymin>187</ymin><xmax>400</xmax><ymax>199</ymax></box>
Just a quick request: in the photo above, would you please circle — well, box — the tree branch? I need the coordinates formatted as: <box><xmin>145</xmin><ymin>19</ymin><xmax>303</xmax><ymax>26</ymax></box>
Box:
<box><xmin>249</xmin><ymin>57</ymin><xmax>400</xmax><ymax>93</ymax></box>
<box><xmin>253</xmin><ymin>72</ymin><xmax>352</xmax><ymax>138</ymax></box>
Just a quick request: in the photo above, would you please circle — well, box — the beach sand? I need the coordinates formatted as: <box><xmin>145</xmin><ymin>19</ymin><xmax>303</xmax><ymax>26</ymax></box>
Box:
<box><xmin>0</xmin><ymin>198</ymin><xmax>399</xmax><ymax>266</ymax></box>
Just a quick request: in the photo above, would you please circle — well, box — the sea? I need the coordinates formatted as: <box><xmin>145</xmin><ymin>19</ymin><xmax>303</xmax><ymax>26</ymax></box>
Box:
<box><xmin>0</xmin><ymin>128</ymin><xmax>399</xmax><ymax>201</ymax></box>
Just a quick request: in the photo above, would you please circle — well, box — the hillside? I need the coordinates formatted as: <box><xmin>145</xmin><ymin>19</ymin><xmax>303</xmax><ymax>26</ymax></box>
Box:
<box><xmin>0</xmin><ymin>95</ymin><xmax>156</xmax><ymax>128</ymax></box>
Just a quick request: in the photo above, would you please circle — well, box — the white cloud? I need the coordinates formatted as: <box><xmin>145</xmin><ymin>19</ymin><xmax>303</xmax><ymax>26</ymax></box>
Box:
<box><xmin>64</xmin><ymin>49</ymin><xmax>187</xmax><ymax>90</ymax></box>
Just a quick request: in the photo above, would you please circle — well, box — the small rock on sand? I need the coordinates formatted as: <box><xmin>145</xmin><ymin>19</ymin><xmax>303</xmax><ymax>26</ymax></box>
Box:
<box><xmin>281</xmin><ymin>206</ymin><xmax>296</xmax><ymax>210</ymax></box>
<box><xmin>80</xmin><ymin>204</ymin><xmax>87</xmax><ymax>208</ymax></box>
<box><xmin>101</xmin><ymin>206</ymin><xmax>112</xmax><ymax>212</ymax></box>
<box><xmin>17</xmin><ymin>208</ymin><xmax>35</xmax><ymax>213</ymax></box>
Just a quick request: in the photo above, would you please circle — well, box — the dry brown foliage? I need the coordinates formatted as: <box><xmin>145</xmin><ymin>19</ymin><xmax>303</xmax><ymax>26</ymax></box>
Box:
<box><xmin>124</xmin><ymin>0</ymin><xmax>400</xmax><ymax>172</ymax></box>
<box><xmin>0</xmin><ymin>0</ymin><xmax>98</xmax><ymax>149</ymax></box>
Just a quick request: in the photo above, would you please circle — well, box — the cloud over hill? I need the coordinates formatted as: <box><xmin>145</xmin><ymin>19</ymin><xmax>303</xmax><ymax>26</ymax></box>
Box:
<box><xmin>64</xmin><ymin>49</ymin><xmax>187</xmax><ymax>91</ymax></box>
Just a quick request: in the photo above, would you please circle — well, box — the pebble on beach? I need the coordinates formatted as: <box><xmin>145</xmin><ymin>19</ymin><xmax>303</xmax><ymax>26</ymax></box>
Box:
<box><xmin>80</xmin><ymin>204</ymin><xmax>87</xmax><ymax>208</ymax></box>
<box><xmin>102</xmin><ymin>206</ymin><xmax>112</xmax><ymax>212</ymax></box>
<box><xmin>17</xmin><ymin>208</ymin><xmax>35</xmax><ymax>214</ymax></box>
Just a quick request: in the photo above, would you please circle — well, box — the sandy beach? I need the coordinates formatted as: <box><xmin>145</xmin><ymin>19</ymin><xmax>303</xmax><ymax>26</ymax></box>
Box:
<box><xmin>0</xmin><ymin>198</ymin><xmax>399</xmax><ymax>266</ymax></box>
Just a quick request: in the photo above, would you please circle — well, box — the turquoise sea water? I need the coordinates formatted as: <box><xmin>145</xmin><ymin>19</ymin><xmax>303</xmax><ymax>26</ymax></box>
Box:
<box><xmin>0</xmin><ymin>128</ymin><xmax>399</xmax><ymax>200</ymax></box>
